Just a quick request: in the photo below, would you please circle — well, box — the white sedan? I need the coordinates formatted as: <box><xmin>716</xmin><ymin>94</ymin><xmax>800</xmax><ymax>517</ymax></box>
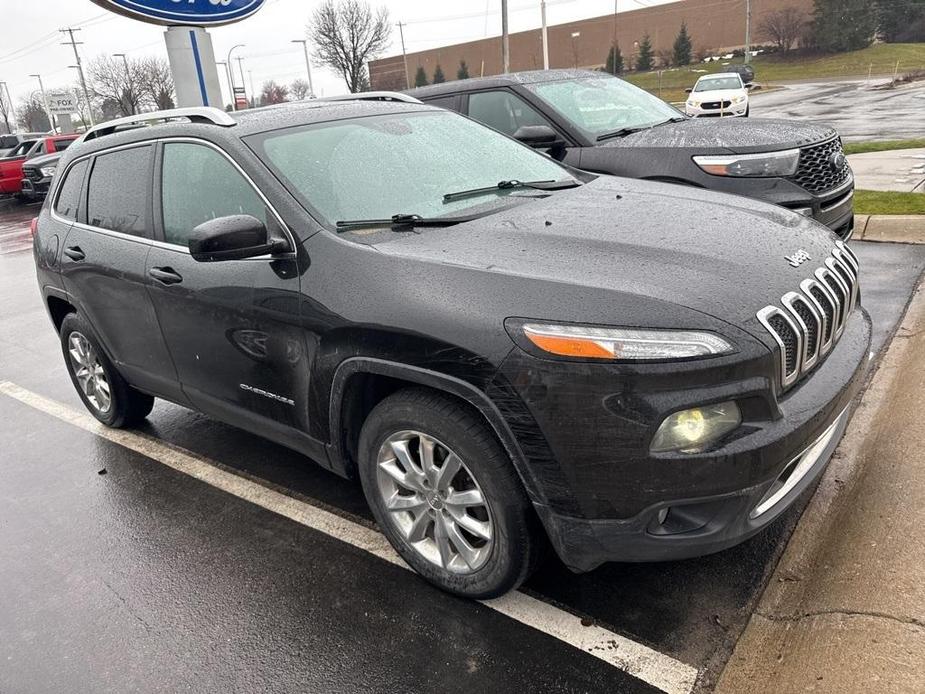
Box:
<box><xmin>685</xmin><ymin>73</ymin><xmax>750</xmax><ymax>118</ymax></box>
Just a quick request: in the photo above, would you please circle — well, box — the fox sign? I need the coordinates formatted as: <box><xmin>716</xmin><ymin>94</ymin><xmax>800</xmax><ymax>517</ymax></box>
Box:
<box><xmin>89</xmin><ymin>0</ymin><xmax>266</xmax><ymax>26</ymax></box>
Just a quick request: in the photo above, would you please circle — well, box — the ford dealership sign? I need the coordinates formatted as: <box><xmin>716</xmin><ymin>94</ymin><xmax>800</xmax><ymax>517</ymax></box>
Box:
<box><xmin>89</xmin><ymin>0</ymin><xmax>266</xmax><ymax>26</ymax></box>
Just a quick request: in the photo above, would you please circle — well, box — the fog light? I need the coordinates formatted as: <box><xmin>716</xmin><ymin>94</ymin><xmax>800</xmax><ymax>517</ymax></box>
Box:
<box><xmin>650</xmin><ymin>402</ymin><xmax>741</xmax><ymax>453</ymax></box>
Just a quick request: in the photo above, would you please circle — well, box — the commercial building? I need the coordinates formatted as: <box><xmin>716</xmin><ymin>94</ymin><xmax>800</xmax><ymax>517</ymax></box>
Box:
<box><xmin>370</xmin><ymin>0</ymin><xmax>812</xmax><ymax>89</ymax></box>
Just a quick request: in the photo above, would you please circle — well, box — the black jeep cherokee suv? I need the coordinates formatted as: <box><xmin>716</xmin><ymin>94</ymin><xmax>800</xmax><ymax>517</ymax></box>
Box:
<box><xmin>33</xmin><ymin>102</ymin><xmax>870</xmax><ymax>598</ymax></box>
<box><xmin>408</xmin><ymin>70</ymin><xmax>855</xmax><ymax>238</ymax></box>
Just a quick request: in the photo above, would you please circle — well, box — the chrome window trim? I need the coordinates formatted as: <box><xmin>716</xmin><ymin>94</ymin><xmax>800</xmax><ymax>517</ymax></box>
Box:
<box><xmin>782</xmin><ymin>291</ymin><xmax>821</xmax><ymax>372</ymax></box>
<box><xmin>757</xmin><ymin>305</ymin><xmax>803</xmax><ymax>389</ymax></box>
<box><xmin>800</xmin><ymin>278</ymin><xmax>834</xmax><ymax>356</ymax></box>
<box><xmin>49</xmin><ymin>136</ymin><xmax>296</xmax><ymax>258</ymax></box>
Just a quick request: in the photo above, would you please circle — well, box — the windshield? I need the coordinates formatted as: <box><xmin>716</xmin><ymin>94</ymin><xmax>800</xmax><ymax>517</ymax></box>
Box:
<box><xmin>249</xmin><ymin>110</ymin><xmax>573</xmax><ymax>226</ymax></box>
<box><xmin>694</xmin><ymin>76</ymin><xmax>742</xmax><ymax>92</ymax></box>
<box><xmin>5</xmin><ymin>140</ymin><xmax>36</xmax><ymax>158</ymax></box>
<box><xmin>525</xmin><ymin>75</ymin><xmax>680</xmax><ymax>139</ymax></box>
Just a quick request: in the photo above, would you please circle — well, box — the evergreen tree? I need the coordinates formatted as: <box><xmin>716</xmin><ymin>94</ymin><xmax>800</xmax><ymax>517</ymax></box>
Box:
<box><xmin>433</xmin><ymin>64</ymin><xmax>446</xmax><ymax>84</ymax></box>
<box><xmin>876</xmin><ymin>0</ymin><xmax>925</xmax><ymax>43</ymax></box>
<box><xmin>605</xmin><ymin>44</ymin><xmax>624</xmax><ymax>75</ymax></box>
<box><xmin>635</xmin><ymin>35</ymin><xmax>654</xmax><ymax>72</ymax></box>
<box><xmin>811</xmin><ymin>0</ymin><xmax>876</xmax><ymax>52</ymax></box>
<box><xmin>673</xmin><ymin>22</ymin><xmax>693</xmax><ymax>66</ymax></box>
<box><xmin>414</xmin><ymin>66</ymin><xmax>428</xmax><ymax>87</ymax></box>
<box><xmin>457</xmin><ymin>60</ymin><xmax>470</xmax><ymax>80</ymax></box>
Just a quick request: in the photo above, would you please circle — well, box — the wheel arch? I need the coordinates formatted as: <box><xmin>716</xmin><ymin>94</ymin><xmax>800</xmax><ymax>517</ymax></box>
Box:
<box><xmin>328</xmin><ymin>358</ymin><xmax>540</xmax><ymax>503</ymax></box>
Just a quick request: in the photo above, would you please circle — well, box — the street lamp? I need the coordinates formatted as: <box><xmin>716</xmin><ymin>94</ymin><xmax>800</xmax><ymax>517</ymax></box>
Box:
<box><xmin>570</xmin><ymin>32</ymin><xmax>581</xmax><ymax>69</ymax></box>
<box><xmin>29</xmin><ymin>74</ymin><xmax>55</xmax><ymax>133</ymax></box>
<box><xmin>227</xmin><ymin>44</ymin><xmax>245</xmax><ymax>110</ymax></box>
<box><xmin>112</xmin><ymin>53</ymin><xmax>134</xmax><ymax>115</ymax></box>
<box><xmin>291</xmin><ymin>39</ymin><xmax>315</xmax><ymax>98</ymax></box>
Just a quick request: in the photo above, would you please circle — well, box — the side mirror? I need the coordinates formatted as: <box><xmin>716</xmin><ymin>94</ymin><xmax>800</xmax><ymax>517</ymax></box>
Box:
<box><xmin>189</xmin><ymin>215</ymin><xmax>287</xmax><ymax>262</ymax></box>
<box><xmin>685</xmin><ymin>87</ymin><xmax>693</xmax><ymax>94</ymax></box>
<box><xmin>513</xmin><ymin>125</ymin><xmax>565</xmax><ymax>151</ymax></box>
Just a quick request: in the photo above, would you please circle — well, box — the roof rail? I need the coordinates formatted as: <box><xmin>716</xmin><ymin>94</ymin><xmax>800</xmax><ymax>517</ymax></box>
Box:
<box><xmin>315</xmin><ymin>91</ymin><xmax>422</xmax><ymax>104</ymax></box>
<box><xmin>81</xmin><ymin>107</ymin><xmax>236</xmax><ymax>142</ymax></box>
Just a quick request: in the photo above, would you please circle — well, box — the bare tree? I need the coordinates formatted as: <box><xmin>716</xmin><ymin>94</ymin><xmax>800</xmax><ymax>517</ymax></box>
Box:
<box><xmin>16</xmin><ymin>94</ymin><xmax>50</xmax><ymax>132</ymax></box>
<box><xmin>260</xmin><ymin>80</ymin><xmax>290</xmax><ymax>105</ymax></box>
<box><xmin>308</xmin><ymin>0</ymin><xmax>391</xmax><ymax>93</ymax></box>
<box><xmin>89</xmin><ymin>55</ymin><xmax>144</xmax><ymax>116</ymax></box>
<box><xmin>290</xmin><ymin>78</ymin><xmax>311</xmax><ymax>100</ymax></box>
<box><xmin>758</xmin><ymin>6</ymin><xmax>808</xmax><ymax>53</ymax></box>
<box><xmin>138</xmin><ymin>57</ymin><xmax>175</xmax><ymax>110</ymax></box>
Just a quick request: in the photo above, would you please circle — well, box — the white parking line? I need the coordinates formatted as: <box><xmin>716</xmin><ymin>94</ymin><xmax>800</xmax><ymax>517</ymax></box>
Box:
<box><xmin>0</xmin><ymin>380</ymin><xmax>697</xmax><ymax>694</ymax></box>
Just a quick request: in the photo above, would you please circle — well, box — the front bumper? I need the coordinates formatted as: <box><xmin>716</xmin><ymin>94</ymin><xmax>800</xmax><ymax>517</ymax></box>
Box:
<box><xmin>496</xmin><ymin>308</ymin><xmax>871</xmax><ymax>572</ymax></box>
<box><xmin>19</xmin><ymin>177</ymin><xmax>51</xmax><ymax>201</ymax></box>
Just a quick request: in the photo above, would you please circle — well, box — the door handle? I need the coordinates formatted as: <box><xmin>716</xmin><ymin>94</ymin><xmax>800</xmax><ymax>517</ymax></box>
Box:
<box><xmin>63</xmin><ymin>246</ymin><xmax>85</xmax><ymax>261</ymax></box>
<box><xmin>149</xmin><ymin>267</ymin><xmax>183</xmax><ymax>285</ymax></box>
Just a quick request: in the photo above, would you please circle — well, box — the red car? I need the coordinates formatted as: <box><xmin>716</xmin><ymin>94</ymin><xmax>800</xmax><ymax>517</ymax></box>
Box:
<box><xmin>0</xmin><ymin>135</ymin><xmax>78</xmax><ymax>197</ymax></box>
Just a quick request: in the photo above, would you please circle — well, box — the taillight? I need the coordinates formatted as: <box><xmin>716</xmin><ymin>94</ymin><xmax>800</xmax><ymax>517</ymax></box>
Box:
<box><xmin>29</xmin><ymin>217</ymin><xmax>38</xmax><ymax>238</ymax></box>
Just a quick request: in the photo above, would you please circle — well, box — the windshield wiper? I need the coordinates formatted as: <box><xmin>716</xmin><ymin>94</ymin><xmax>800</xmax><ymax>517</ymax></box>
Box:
<box><xmin>442</xmin><ymin>179</ymin><xmax>578</xmax><ymax>203</ymax></box>
<box><xmin>596</xmin><ymin>127</ymin><xmax>647</xmax><ymax>142</ymax></box>
<box><xmin>335</xmin><ymin>213</ymin><xmax>471</xmax><ymax>232</ymax></box>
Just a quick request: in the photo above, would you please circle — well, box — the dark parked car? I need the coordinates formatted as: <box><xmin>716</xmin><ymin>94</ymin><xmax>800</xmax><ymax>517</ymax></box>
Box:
<box><xmin>0</xmin><ymin>132</ymin><xmax>44</xmax><ymax>158</ymax></box>
<box><xmin>34</xmin><ymin>103</ymin><xmax>870</xmax><ymax>598</ymax></box>
<box><xmin>407</xmin><ymin>70</ymin><xmax>854</xmax><ymax>238</ymax></box>
<box><xmin>20</xmin><ymin>151</ymin><xmax>61</xmax><ymax>202</ymax></box>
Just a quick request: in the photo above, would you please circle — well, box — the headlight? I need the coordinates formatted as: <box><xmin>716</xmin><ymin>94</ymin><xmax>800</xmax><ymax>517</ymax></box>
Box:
<box><xmin>687</xmin><ymin>100</ymin><xmax>699</xmax><ymax>107</ymax></box>
<box><xmin>650</xmin><ymin>402</ymin><xmax>742</xmax><ymax>453</ymax></box>
<box><xmin>521</xmin><ymin>323</ymin><xmax>734</xmax><ymax>360</ymax></box>
<box><xmin>732</xmin><ymin>95</ymin><xmax>747</xmax><ymax>104</ymax></box>
<box><xmin>693</xmin><ymin>149</ymin><xmax>800</xmax><ymax>177</ymax></box>
<box><xmin>40</xmin><ymin>166</ymin><xmax>57</xmax><ymax>177</ymax></box>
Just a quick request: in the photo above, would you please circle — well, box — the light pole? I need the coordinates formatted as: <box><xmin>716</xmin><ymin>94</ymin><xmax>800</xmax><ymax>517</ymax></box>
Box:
<box><xmin>396</xmin><ymin>22</ymin><xmax>410</xmax><ymax>89</ymax></box>
<box><xmin>227</xmin><ymin>44</ymin><xmax>245</xmax><ymax>110</ymax></box>
<box><xmin>237</xmin><ymin>56</ymin><xmax>247</xmax><ymax>106</ymax></box>
<box><xmin>743</xmin><ymin>0</ymin><xmax>752</xmax><ymax>65</ymax></box>
<box><xmin>570</xmin><ymin>32</ymin><xmax>581</xmax><ymax>69</ymax></box>
<box><xmin>60</xmin><ymin>27</ymin><xmax>94</xmax><ymax>126</ymax></box>
<box><xmin>112</xmin><ymin>53</ymin><xmax>135</xmax><ymax>115</ymax></box>
<box><xmin>501</xmin><ymin>0</ymin><xmax>510</xmax><ymax>74</ymax></box>
<box><xmin>30</xmin><ymin>74</ymin><xmax>56</xmax><ymax>133</ymax></box>
<box><xmin>291</xmin><ymin>39</ymin><xmax>315</xmax><ymax>98</ymax></box>
<box><xmin>540</xmin><ymin>1</ymin><xmax>549</xmax><ymax>70</ymax></box>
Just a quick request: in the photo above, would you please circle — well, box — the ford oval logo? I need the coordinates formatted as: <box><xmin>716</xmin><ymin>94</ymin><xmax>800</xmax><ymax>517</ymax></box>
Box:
<box><xmin>90</xmin><ymin>0</ymin><xmax>266</xmax><ymax>26</ymax></box>
<box><xmin>829</xmin><ymin>152</ymin><xmax>847</xmax><ymax>172</ymax></box>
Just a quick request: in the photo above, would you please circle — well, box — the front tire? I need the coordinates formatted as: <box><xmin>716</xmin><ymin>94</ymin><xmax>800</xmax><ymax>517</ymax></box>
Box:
<box><xmin>358</xmin><ymin>388</ymin><xmax>541</xmax><ymax>598</ymax></box>
<box><xmin>60</xmin><ymin>313</ymin><xmax>154</xmax><ymax>428</ymax></box>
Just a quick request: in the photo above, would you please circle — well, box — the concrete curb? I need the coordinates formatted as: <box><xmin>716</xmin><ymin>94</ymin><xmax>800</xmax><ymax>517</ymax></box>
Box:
<box><xmin>854</xmin><ymin>214</ymin><xmax>925</xmax><ymax>244</ymax></box>
<box><xmin>716</xmin><ymin>274</ymin><xmax>925</xmax><ymax>692</ymax></box>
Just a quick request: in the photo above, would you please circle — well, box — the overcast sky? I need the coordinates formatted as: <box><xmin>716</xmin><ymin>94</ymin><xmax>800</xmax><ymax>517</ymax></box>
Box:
<box><xmin>1</xmin><ymin>0</ymin><xmax>676</xmax><ymax>106</ymax></box>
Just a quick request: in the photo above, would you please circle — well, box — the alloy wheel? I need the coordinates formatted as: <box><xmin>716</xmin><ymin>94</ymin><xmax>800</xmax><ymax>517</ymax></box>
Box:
<box><xmin>376</xmin><ymin>430</ymin><xmax>494</xmax><ymax>574</ymax></box>
<box><xmin>67</xmin><ymin>332</ymin><xmax>111</xmax><ymax>414</ymax></box>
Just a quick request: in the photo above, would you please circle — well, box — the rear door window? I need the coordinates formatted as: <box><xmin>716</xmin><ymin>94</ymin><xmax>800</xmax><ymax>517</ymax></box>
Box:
<box><xmin>86</xmin><ymin>145</ymin><xmax>153</xmax><ymax>237</ymax></box>
<box><xmin>467</xmin><ymin>90</ymin><xmax>554</xmax><ymax>137</ymax></box>
<box><xmin>54</xmin><ymin>159</ymin><xmax>89</xmax><ymax>222</ymax></box>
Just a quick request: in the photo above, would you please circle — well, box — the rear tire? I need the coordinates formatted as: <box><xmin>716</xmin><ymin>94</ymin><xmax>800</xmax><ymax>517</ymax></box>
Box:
<box><xmin>60</xmin><ymin>313</ymin><xmax>154</xmax><ymax>428</ymax></box>
<box><xmin>358</xmin><ymin>388</ymin><xmax>541</xmax><ymax>598</ymax></box>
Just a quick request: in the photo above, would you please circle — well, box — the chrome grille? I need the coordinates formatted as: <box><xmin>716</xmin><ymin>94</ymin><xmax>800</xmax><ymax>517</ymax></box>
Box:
<box><xmin>757</xmin><ymin>241</ymin><xmax>860</xmax><ymax>391</ymax></box>
<box><xmin>790</xmin><ymin>136</ymin><xmax>851</xmax><ymax>194</ymax></box>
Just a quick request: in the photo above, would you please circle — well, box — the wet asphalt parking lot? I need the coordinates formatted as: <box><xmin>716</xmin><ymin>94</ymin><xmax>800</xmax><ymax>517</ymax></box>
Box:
<box><xmin>749</xmin><ymin>78</ymin><xmax>925</xmax><ymax>141</ymax></box>
<box><xmin>2</xmin><ymin>202</ymin><xmax>924</xmax><ymax>694</ymax></box>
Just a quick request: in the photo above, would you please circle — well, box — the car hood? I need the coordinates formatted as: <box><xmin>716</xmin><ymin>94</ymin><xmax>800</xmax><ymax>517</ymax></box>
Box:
<box><xmin>22</xmin><ymin>152</ymin><xmax>59</xmax><ymax>169</ymax></box>
<box><xmin>373</xmin><ymin>176</ymin><xmax>840</xmax><ymax>344</ymax></box>
<box><xmin>600</xmin><ymin>117</ymin><xmax>836</xmax><ymax>154</ymax></box>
